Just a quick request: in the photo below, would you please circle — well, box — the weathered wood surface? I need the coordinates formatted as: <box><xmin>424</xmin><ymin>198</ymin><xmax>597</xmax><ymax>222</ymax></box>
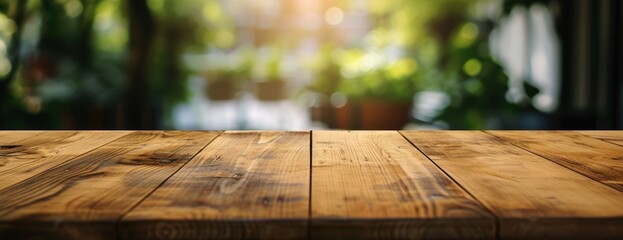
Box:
<box><xmin>0</xmin><ymin>131</ymin><xmax>43</xmax><ymax>144</ymax></box>
<box><xmin>401</xmin><ymin>131</ymin><xmax>623</xmax><ymax>239</ymax></box>
<box><xmin>490</xmin><ymin>131</ymin><xmax>623</xmax><ymax>192</ymax></box>
<box><xmin>311</xmin><ymin>131</ymin><xmax>495</xmax><ymax>239</ymax></box>
<box><xmin>121</xmin><ymin>131</ymin><xmax>310</xmax><ymax>240</ymax></box>
<box><xmin>578</xmin><ymin>131</ymin><xmax>623</xmax><ymax>146</ymax></box>
<box><xmin>0</xmin><ymin>131</ymin><xmax>220</xmax><ymax>239</ymax></box>
<box><xmin>0</xmin><ymin>131</ymin><xmax>130</xmax><ymax>190</ymax></box>
<box><xmin>1</xmin><ymin>130</ymin><xmax>623</xmax><ymax>239</ymax></box>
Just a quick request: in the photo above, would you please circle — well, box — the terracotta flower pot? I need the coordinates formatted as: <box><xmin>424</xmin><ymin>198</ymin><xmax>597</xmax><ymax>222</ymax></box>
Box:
<box><xmin>359</xmin><ymin>100</ymin><xmax>412</xmax><ymax>130</ymax></box>
<box><xmin>254</xmin><ymin>80</ymin><xmax>288</xmax><ymax>101</ymax></box>
<box><xmin>205</xmin><ymin>79</ymin><xmax>238</xmax><ymax>100</ymax></box>
<box><xmin>331</xmin><ymin>100</ymin><xmax>412</xmax><ymax>130</ymax></box>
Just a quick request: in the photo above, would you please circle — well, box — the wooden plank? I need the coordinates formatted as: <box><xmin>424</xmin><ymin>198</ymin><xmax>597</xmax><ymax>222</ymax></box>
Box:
<box><xmin>577</xmin><ymin>130</ymin><xmax>623</xmax><ymax>146</ymax></box>
<box><xmin>121</xmin><ymin>131</ymin><xmax>310</xmax><ymax>240</ymax></box>
<box><xmin>490</xmin><ymin>131</ymin><xmax>623</xmax><ymax>192</ymax></box>
<box><xmin>0</xmin><ymin>131</ymin><xmax>44</xmax><ymax>144</ymax></box>
<box><xmin>401</xmin><ymin>130</ymin><xmax>623</xmax><ymax>239</ymax></box>
<box><xmin>0</xmin><ymin>131</ymin><xmax>130</xmax><ymax>190</ymax></box>
<box><xmin>0</xmin><ymin>131</ymin><xmax>220</xmax><ymax>239</ymax></box>
<box><xmin>311</xmin><ymin>131</ymin><xmax>495</xmax><ymax>239</ymax></box>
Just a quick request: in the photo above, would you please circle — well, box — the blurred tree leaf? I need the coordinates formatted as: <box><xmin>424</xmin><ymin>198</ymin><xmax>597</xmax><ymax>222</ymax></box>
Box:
<box><xmin>523</xmin><ymin>80</ymin><xmax>540</xmax><ymax>99</ymax></box>
<box><xmin>0</xmin><ymin>1</ymin><xmax>8</xmax><ymax>14</ymax></box>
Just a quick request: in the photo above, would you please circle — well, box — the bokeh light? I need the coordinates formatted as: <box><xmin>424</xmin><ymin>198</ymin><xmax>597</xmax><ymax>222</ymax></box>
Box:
<box><xmin>1</xmin><ymin>0</ymin><xmax>615</xmax><ymax>131</ymax></box>
<box><xmin>324</xmin><ymin>7</ymin><xmax>344</xmax><ymax>26</ymax></box>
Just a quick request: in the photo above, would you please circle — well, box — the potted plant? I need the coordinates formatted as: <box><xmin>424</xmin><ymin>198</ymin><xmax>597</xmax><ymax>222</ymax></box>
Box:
<box><xmin>307</xmin><ymin>45</ymin><xmax>343</xmax><ymax>126</ymax></box>
<box><xmin>204</xmin><ymin>68</ymin><xmax>241</xmax><ymax>100</ymax></box>
<box><xmin>334</xmin><ymin>56</ymin><xmax>420</xmax><ymax>130</ymax></box>
<box><xmin>252</xmin><ymin>47</ymin><xmax>288</xmax><ymax>101</ymax></box>
<box><xmin>204</xmin><ymin>49</ymin><xmax>254</xmax><ymax>101</ymax></box>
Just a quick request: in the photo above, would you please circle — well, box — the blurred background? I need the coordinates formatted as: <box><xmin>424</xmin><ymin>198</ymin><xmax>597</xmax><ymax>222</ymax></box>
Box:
<box><xmin>0</xmin><ymin>0</ymin><xmax>620</xmax><ymax>130</ymax></box>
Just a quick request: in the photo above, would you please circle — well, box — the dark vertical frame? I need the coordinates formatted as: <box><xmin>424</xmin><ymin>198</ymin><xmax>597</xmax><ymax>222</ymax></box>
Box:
<box><xmin>556</xmin><ymin>0</ymin><xmax>621</xmax><ymax>129</ymax></box>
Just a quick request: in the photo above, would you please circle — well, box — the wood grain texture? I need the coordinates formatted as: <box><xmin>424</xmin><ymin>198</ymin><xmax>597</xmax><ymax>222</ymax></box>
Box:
<box><xmin>0</xmin><ymin>131</ymin><xmax>220</xmax><ymax>240</ymax></box>
<box><xmin>121</xmin><ymin>131</ymin><xmax>310</xmax><ymax>240</ymax></box>
<box><xmin>489</xmin><ymin>131</ymin><xmax>623</xmax><ymax>192</ymax></box>
<box><xmin>0</xmin><ymin>131</ymin><xmax>44</xmax><ymax>144</ymax></box>
<box><xmin>577</xmin><ymin>130</ymin><xmax>623</xmax><ymax>146</ymax></box>
<box><xmin>311</xmin><ymin>131</ymin><xmax>495</xmax><ymax>239</ymax></box>
<box><xmin>0</xmin><ymin>131</ymin><xmax>130</xmax><ymax>190</ymax></box>
<box><xmin>401</xmin><ymin>130</ymin><xmax>623</xmax><ymax>239</ymax></box>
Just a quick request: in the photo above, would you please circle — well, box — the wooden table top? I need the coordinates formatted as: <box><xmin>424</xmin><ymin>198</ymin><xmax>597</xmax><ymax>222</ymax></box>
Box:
<box><xmin>0</xmin><ymin>131</ymin><xmax>622</xmax><ymax>239</ymax></box>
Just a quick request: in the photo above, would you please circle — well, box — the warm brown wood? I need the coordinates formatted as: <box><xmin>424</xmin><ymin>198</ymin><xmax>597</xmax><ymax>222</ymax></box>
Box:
<box><xmin>0</xmin><ymin>131</ymin><xmax>44</xmax><ymax>144</ymax></box>
<box><xmin>401</xmin><ymin>130</ymin><xmax>623</xmax><ymax>239</ymax></box>
<box><xmin>311</xmin><ymin>131</ymin><xmax>495</xmax><ymax>239</ymax></box>
<box><xmin>2</xmin><ymin>130</ymin><xmax>623</xmax><ymax>239</ymax></box>
<box><xmin>0</xmin><ymin>131</ymin><xmax>220</xmax><ymax>239</ymax></box>
<box><xmin>577</xmin><ymin>130</ymin><xmax>623</xmax><ymax>146</ymax></box>
<box><xmin>121</xmin><ymin>131</ymin><xmax>310</xmax><ymax>240</ymax></box>
<box><xmin>0</xmin><ymin>131</ymin><xmax>130</xmax><ymax>190</ymax></box>
<box><xmin>490</xmin><ymin>130</ymin><xmax>623</xmax><ymax>192</ymax></box>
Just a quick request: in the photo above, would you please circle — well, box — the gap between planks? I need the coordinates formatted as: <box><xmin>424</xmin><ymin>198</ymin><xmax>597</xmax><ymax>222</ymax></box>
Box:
<box><xmin>6</xmin><ymin>130</ymin><xmax>620</xmax><ymax>239</ymax></box>
<box><xmin>0</xmin><ymin>131</ymin><xmax>222</xmax><ymax>239</ymax></box>
<box><xmin>575</xmin><ymin>131</ymin><xmax>623</xmax><ymax>147</ymax></box>
<box><xmin>482</xmin><ymin>130</ymin><xmax>623</xmax><ymax>194</ymax></box>
<box><xmin>307</xmin><ymin>130</ymin><xmax>313</xmax><ymax>240</ymax></box>
<box><xmin>402</xmin><ymin>130</ymin><xmax>623</xmax><ymax>239</ymax></box>
<box><xmin>114</xmin><ymin>131</ymin><xmax>224</xmax><ymax>238</ymax></box>
<box><xmin>311</xmin><ymin>131</ymin><xmax>495</xmax><ymax>239</ymax></box>
<box><xmin>119</xmin><ymin>131</ymin><xmax>310</xmax><ymax>239</ymax></box>
<box><xmin>398</xmin><ymin>130</ymin><xmax>502</xmax><ymax>240</ymax></box>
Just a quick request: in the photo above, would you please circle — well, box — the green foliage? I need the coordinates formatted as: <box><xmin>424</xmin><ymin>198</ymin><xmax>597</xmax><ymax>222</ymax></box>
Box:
<box><xmin>266</xmin><ymin>48</ymin><xmax>282</xmax><ymax>80</ymax></box>
<box><xmin>93</xmin><ymin>0</ymin><xmax>127</xmax><ymax>54</ymax></box>
<box><xmin>205</xmin><ymin>67</ymin><xmax>246</xmax><ymax>85</ymax></box>
<box><xmin>251</xmin><ymin>45</ymin><xmax>286</xmax><ymax>82</ymax></box>
<box><xmin>0</xmin><ymin>2</ymin><xmax>7</xmax><ymax>14</ymax></box>
<box><xmin>337</xmin><ymin>56</ymin><xmax>421</xmax><ymax>102</ymax></box>
<box><xmin>145</xmin><ymin>0</ymin><xmax>236</xmax><ymax>127</ymax></box>
<box><xmin>435</xmin><ymin>18</ymin><xmax>536</xmax><ymax>129</ymax></box>
<box><xmin>308</xmin><ymin>45</ymin><xmax>341</xmax><ymax>95</ymax></box>
<box><xmin>205</xmin><ymin>47</ymin><xmax>255</xmax><ymax>86</ymax></box>
<box><xmin>306</xmin><ymin>0</ymin><xmax>535</xmax><ymax>129</ymax></box>
<box><xmin>0</xmin><ymin>0</ymin><xmax>238</xmax><ymax>129</ymax></box>
<box><xmin>309</xmin><ymin>0</ymin><xmax>473</xmax><ymax>103</ymax></box>
<box><xmin>3</xmin><ymin>0</ymin><xmax>546</xmax><ymax>129</ymax></box>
